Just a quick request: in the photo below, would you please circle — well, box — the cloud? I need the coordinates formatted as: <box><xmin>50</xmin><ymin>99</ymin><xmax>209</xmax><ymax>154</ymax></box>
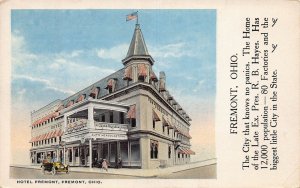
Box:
<box><xmin>12</xmin><ymin>74</ymin><xmax>75</xmax><ymax>95</ymax></box>
<box><xmin>96</xmin><ymin>44</ymin><xmax>128</xmax><ymax>61</ymax></box>
<box><xmin>11</xmin><ymin>32</ymin><xmax>118</xmax><ymax>96</ymax></box>
<box><xmin>149</xmin><ymin>42</ymin><xmax>195</xmax><ymax>59</ymax></box>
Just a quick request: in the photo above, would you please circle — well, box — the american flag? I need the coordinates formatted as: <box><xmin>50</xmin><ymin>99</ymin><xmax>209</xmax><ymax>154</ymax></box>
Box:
<box><xmin>126</xmin><ymin>11</ymin><xmax>138</xmax><ymax>21</ymax></box>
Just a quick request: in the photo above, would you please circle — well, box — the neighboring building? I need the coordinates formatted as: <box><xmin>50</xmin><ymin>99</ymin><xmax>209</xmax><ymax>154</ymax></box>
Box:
<box><xmin>29</xmin><ymin>23</ymin><xmax>195</xmax><ymax>169</ymax></box>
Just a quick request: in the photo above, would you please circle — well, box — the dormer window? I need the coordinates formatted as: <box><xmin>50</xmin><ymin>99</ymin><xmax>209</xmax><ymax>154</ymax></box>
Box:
<box><xmin>105</xmin><ymin>78</ymin><xmax>116</xmax><ymax>94</ymax></box>
<box><xmin>123</xmin><ymin>66</ymin><xmax>133</xmax><ymax>81</ymax></box>
<box><xmin>138</xmin><ymin>64</ymin><xmax>147</xmax><ymax>82</ymax></box>
<box><xmin>76</xmin><ymin>94</ymin><xmax>86</xmax><ymax>102</ymax></box>
<box><xmin>66</xmin><ymin>100</ymin><xmax>74</xmax><ymax>108</ymax></box>
<box><xmin>89</xmin><ymin>87</ymin><xmax>99</xmax><ymax>99</ymax></box>
<box><xmin>150</xmin><ymin>70</ymin><xmax>158</xmax><ymax>84</ymax></box>
<box><xmin>126</xmin><ymin>105</ymin><xmax>136</xmax><ymax>127</ymax></box>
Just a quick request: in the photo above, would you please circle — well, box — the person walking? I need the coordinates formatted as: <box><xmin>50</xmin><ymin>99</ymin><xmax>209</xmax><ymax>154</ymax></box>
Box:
<box><xmin>102</xmin><ymin>159</ymin><xmax>108</xmax><ymax>172</ymax></box>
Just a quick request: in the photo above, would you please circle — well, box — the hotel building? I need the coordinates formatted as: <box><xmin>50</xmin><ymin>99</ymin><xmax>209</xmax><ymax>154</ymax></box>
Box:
<box><xmin>29</xmin><ymin>23</ymin><xmax>195</xmax><ymax>169</ymax></box>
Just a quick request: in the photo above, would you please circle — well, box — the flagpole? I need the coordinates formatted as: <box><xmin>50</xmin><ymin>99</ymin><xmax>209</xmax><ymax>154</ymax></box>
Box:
<box><xmin>136</xmin><ymin>11</ymin><xmax>139</xmax><ymax>25</ymax></box>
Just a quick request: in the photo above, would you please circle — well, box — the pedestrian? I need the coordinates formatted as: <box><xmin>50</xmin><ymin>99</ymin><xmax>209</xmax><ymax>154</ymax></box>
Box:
<box><xmin>102</xmin><ymin>159</ymin><xmax>108</xmax><ymax>172</ymax></box>
<box><xmin>117</xmin><ymin>157</ymin><xmax>122</xmax><ymax>169</ymax></box>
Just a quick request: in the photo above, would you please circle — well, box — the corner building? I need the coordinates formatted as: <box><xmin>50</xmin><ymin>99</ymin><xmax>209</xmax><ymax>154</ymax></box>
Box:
<box><xmin>29</xmin><ymin>24</ymin><xmax>195</xmax><ymax>169</ymax></box>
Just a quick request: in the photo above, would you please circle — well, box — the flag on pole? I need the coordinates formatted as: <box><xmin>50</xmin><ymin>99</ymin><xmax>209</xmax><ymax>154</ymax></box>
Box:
<box><xmin>126</xmin><ymin>11</ymin><xmax>138</xmax><ymax>21</ymax></box>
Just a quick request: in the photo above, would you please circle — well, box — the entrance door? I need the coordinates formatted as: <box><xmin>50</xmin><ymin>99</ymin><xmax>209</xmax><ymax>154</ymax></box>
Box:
<box><xmin>80</xmin><ymin>147</ymin><xmax>85</xmax><ymax>166</ymax></box>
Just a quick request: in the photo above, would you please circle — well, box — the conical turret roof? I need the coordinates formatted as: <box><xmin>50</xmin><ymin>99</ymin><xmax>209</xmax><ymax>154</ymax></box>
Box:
<box><xmin>122</xmin><ymin>24</ymin><xmax>154</xmax><ymax>65</ymax></box>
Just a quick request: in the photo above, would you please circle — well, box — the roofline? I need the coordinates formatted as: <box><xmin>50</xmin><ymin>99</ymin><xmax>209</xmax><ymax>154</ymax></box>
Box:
<box><xmin>101</xmin><ymin>82</ymin><xmax>191</xmax><ymax>126</ymax></box>
<box><xmin>122</xmin><ymin>55</ymin><xmax>154</xmax><ymax>65</ymax></box>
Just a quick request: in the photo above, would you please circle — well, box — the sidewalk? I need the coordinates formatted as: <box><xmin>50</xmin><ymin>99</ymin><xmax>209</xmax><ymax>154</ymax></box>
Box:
<box><xmin>11</xmin><ymin>158</ymin><xmax>216</xmax><ymax>178</ymax></box>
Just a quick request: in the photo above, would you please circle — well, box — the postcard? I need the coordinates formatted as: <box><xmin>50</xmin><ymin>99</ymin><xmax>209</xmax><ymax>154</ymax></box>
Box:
<box><xmin>0</xmin><ymin>0</ymin><xmax>299</xmax><ymax>187</ymax></box>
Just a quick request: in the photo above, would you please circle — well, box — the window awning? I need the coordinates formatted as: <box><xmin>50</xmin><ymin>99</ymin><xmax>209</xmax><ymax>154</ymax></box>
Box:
<box><xmin>123</xmin><ymin>66</ymin><xmax>133</xmax><ymax>80</ymax></box>
<box><xmin>66</xmin><ymin>100</ymin><xmax>74</xmax><ymax>108</ymax></box>
<box><xmin>89</xmin><ymin>87</ymin><xmax>99</xmax><ymax>98</ymax></box>
<box><xmin>56</xmin><ymin>105</ymin><xmax>64</xmax><ymax>112</ymax></box>
<box><xmin>32</xmin><ymin>112</ymin><xmax>59</xmax><ymax>126</ymax></box>
<box><xmin>126</xmin><ymin>105</ymin><xmax>136</xmax><ymax>119</ymax></box>
<box><xmin>138</xmin><ymin>64</ymin><xmax>147</xmax><ymax>77</ymax></box>
<box><xmin>105</xmin><ymin>78</ymin><xmax>116</xmax><ymax>89</ymax></box>
<box><xmin>162</xmin><ymin>117</ymin><xmax>172</xmax><ymax>127</ymax></box>
<box><xmin>76</xmin><ymin>94</ymin><xmax>85</xmax><ymax>102</ymax></box>
<box><xmin>150</xmin><ymin>70</ymin><xmax>158</xmax><ymax>82</ymax></box>
<box><xmin>55</xmin><ymin>129</ymin><xmax>63</xmax><ymax>137</ymax></box>
<box><xmin>178</xmin><ymin>129</ymin><xmax>192</xmax><ymax>139</ymax></box>
<box><xmin>178</xmin><ymin>147</ymin><xmax>195</xmax><ymax>155</ymax></box>
<box><xmin>152</xmin><ymin>110</ymin><xmax>160</xmax><ymax>121</ymax></box>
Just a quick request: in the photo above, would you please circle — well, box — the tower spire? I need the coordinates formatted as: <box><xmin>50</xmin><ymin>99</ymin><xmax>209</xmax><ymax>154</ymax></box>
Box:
<box><xmin>122</xmin><ymin>23</ymin><xmax>154</xmax><ymax>65</ymax></box>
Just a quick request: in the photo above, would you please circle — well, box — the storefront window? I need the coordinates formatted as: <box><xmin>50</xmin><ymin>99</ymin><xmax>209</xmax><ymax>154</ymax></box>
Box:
<box><xmin>131</xmin><ymin>142</ymin><xmax>140</xmax><ymax>161</ymax></box>
<box><xmin>110</xmin><ymin>142</ymin><xmax>117</xmax><ymax>164</ymax></box>
<box><xmin>120</xmin><ymin>142</ymin><xmax>128</xmax><ymax>161</ymax></box>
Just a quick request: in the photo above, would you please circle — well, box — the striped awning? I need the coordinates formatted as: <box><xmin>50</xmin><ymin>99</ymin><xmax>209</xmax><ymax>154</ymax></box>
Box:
<box><xmin>106</xmin><ymin>79</ymin><xmax>115</xmax><ymax>89</ymax></box>
<box><xmin>32</xmin><ymin>112</ymin><xmax>59</xmax><ymax>126</ymax></box>
<box><xmin>76</xmin><ymin>94</ymin><xmax>85</xmax><ymax>102</ymax></box>
<box><xmin>66</xmin><ymin>100</ymin><xmax>74</xmax><ymax>108</ymax></box>
<box><xmin>126</xmin><ymin>105</ymin><xmax>136</xmax><ymax>119</ymax></box>
<box><xmin>123</xmin><ymin>66</ymin><xmax>133</xmax><ymax>80</ymax></box>
<box><xmin>178</xmin><ymin>129</ymin><xmax>192</xmax><ymax>139</ymax></box>
<box><xmin>56</xmin><ymin>105</ymin><xmax>64</xmax><ymax>112</ymax></box>
<box><xmin>138</xmin><ymin>64</ymin><xmax>147</xmax><ymax>77</ymax></box>
<box><xmin>152</xmin><ymin>110</ymin><xmax>160</xmax><ymax>121</ymax></box>
<box><xmin>178</xmin><ymin>147</ymin><xmax>195</xmax><ymax>155</ymax></box>
<box><xmin>89</xmin><ymin>87</ymin><xmax>99</xmax><ymax>98</ymax></box>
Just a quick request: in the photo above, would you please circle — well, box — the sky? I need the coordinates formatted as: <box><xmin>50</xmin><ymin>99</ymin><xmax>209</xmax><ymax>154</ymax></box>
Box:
<box><xmin>11</xmin><ymin>9</ymin><xmax>216</xmax><ymax>164</ymax></box>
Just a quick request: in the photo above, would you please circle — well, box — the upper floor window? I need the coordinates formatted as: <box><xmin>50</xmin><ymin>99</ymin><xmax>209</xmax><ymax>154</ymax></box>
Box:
<box><xmin>106</xmin><ymin>78</ymin><xmax>116</xmax><ymax>94</ymax></box>
<box><xmin>138</xmin><ymin>64</ymin><xmax>147</xmax><ymax>82</ymax></box>
<box><xmin>127</xmin><ymin>105</ymin><xmax>136</xmax><ymax>128</ymax></box>
<box><xmin>110</xmin><ymin>112</ymin><xmax>113</xmax><ymax>123</ymax></box>
<box><xmin>120</xmin><ymin>112</ymin><xmax>124</xmax><ymax>124</ymax></box>
<box><xmin>168</xmin><ymin>146</ymin><xmax>171</xmax><ymax>158</ymax></box>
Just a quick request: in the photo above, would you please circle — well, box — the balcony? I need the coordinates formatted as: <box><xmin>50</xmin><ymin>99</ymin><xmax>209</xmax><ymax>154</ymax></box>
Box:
<box><xmin>62</xmin><ymin>98</ymin><xmax>131</xmax><ymax>143</ymax></box>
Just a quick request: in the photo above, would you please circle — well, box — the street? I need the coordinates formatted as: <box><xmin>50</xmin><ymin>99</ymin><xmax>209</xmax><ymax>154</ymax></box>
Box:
<box><xmin>10</xmin><ymin>164</ymin><xmax>216</xmax><ymax>179</ymax></box>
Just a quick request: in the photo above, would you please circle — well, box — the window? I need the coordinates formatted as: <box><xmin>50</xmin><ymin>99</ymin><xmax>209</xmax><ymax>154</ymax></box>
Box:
<box><xmin>110</xmin><ymin>112</ymin><xmax>113</xmax><ymax>123</ymax></box>
<box><xmin>120</xmin><ymin>112</ymin><xmax>124</xmax><ymax>124</ymax></box>
<box><xmin>138</xmin><ymin>76</ymin><xmax>145</xmax><ymax>82</ymax></box>
<box><xmin>152</xmin><ymin>120</ymin><xmax>155</xmax><ymax>129</ymax></box>
<box><xmin>182</xmin><ymin>154</ymin><xmax>184</xmax><ymax>158</ymax></box>
<box><xmin>178</xmin><ymin>153</ymin><xmax>180</xmax><ymax>158</ymax></box>
<box><xmin>167</xmin><ymin>128</ymin><xmax>169</xmax><ymax>135</ymax></box>
<box><xmin>150</xmin><ymin>141</ymin><xmax>158</xmax><ymax>159</ymax></box>
<box><xmin>75</xmin><ymin>148</ymin><xmax>79</xmax><ymax>157</ymax></box>
<box><xmin>54</xmin><ymin>137</ymin><xmax>57</xmax><ymax>143</ymax></box>
<box><xmin>163</xmin><ymin>125</ymin><xmax>165</xmax><ymax>133</ymax></box>
<box><xmin>131</xmin><ymin>119</ymin><xmax>136</xmax><ymax>127</ymax></box>
<box><xmin>168</xmin><ymin>146</ymin><xmax>171</xmax><ymax>158</ymax></box>
<box><xmin>101</xmin><ymin>115</ymin><xmax>105</xmax><ymax>122</ymax></box>
<box><xmin>69</xmin><ymin>149</ymin><xmax>72</xmax><ymax>162</ymax></box>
